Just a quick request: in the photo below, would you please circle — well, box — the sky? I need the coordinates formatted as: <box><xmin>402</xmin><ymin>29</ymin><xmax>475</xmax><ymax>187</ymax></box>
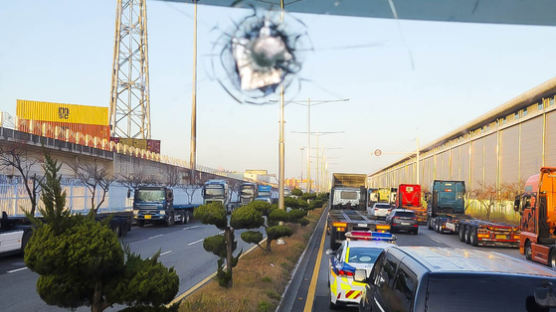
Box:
<box><xmin>1</xmin><ymin>0</ymin><xmax>556</xmax><ymax>180</ymax></box>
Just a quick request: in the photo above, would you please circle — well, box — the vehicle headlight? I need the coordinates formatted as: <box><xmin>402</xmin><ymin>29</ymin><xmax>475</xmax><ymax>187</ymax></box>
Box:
<box><xmin>133</xmin><ymin>210</ymin><xmax>139</xmax><ymax>216</ymax></box>
<box><xmin>159</xmin><ymin>210</ymin><xmax>166</xmax><ymax>215</ymax></box>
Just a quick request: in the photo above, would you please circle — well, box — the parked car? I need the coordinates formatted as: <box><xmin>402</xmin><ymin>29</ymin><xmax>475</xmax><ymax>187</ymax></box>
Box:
<box><xmin>385</xmin><ymin>209</ymin><xmax>418</xmax><ymax>234</ymax></box>
<box><xmin>368</xmin><ymin>203</ymin><xmax>392</xmax><ymax>219</ymax></box>
<box><xmin>358</xmin><ymin>247</ymin><xmax>556</xmax><ymax>312</ymax></box>
<box><xmin>326</xmin><ymin>231</ymin><xmax>396</xmax><ymax>309</ymax></box>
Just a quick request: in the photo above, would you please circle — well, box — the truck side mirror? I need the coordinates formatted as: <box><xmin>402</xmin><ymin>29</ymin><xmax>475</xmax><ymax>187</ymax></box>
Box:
<box><xmin>514</xmin><ymin>195</ymin><xmax>521</xmax><ymax>212</ymax></box>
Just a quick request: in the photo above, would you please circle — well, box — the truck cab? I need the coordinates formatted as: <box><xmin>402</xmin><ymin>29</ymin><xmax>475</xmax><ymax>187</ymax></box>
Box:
<box><xmin>202</xmin><ymin>179</ymin><xmax>229</xmax><ymax>206</ymax></box>
<box><xmin>515</xmin><ymin>167</ymin><xmax>556</xmax><ymax>267</ymax></box>
<box><xmin>396</xmin><ymin>184</ymin><xmax>427</xmax><ymax>223</ymax></box>
<box><xmin>426</xmin><ymin>180</ymin><xmax>466</xmax><ymax>233</ymax></box>
<box><xmin>239</xmin><ymin>182</ymin><xmax>257</xmax><ymax>205</ymax></box>
<box><xmin>0</xmin><ymin>212</ymin><xmax>31</xmax><ymax>256</ymax></box>
<box><xmin>255</xmin><ymin>184</ymin><xmax>273</xmax><ymax>203</ymax></box>
<box><xmin>133</xmin><ymin>186</ymin><xmax>176</xmax><ymax>226</ymax></box>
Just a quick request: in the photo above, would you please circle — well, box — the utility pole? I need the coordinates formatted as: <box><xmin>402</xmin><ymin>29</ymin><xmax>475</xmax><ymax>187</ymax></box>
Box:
<box><xmin>289</xmin><ymin>98</ymin><xmax>348</xmax><ymax>192</ymax></box>
<box><xmin>189</xmin><ymin>0</ymin><xmax>198</xmax><ymax>184</ymax></box>
<box><xmin>278</xmin><ymin>0</ymin><xmax>285</xmax><ymax>211</ymax></box>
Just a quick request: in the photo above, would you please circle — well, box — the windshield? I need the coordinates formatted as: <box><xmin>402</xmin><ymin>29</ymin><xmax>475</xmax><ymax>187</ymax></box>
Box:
<box><xmin>136</xmin><ymin>190</ymin><xmax>165</xmax><ymax>202</ymax></box>
<box><xmin>258</xmin><ymin>191</ymin><xmax>271</xmax><ymax>197</ymax></box>
<box><xmin>427</xmin><ymin>274</ymin><xmax>556</xmax><ymax>312</ymax></box>
<box><xmin>241</xmin><ymin>188</ymin><xmax>254</xmax><ymax>196</ymax></box>
<box><xmin>340</xmin><ymin>191</ymin><xmax>358</xmax><ymax>200</ymax></box>
<box><xmin>347</xmin><ymin>248</ymin><xmax>383</xmax><ymax>264</ymax></box>
<box><xmin>205</xmin><ymin>187</ymin><xmax>224</xmax><ymax>197</ymax></box>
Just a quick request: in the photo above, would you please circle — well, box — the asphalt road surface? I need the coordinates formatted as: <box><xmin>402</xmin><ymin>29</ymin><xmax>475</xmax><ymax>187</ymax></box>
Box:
<box><xmin>0</xmin><ymin>221</ymin><xmax>258</xmax><ymax>312</ymax></box>
<box><xmin>280</xmin><ymin>209</ymin><xmax>547</xmax><ymax>312</ymax></box>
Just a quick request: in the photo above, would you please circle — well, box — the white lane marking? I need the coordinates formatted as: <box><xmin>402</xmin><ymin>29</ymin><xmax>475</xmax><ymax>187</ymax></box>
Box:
<box><xmin>187</xmin><ymin>239</ymin><xmax>204</xmax><ymax>246</ymax></box>
<box><xmin>183</xmin><ymin>226</ymin><xmax>200</xmax><ymax>231</ymax></box>
<box><xmin>160</xmin><ymin>250</ymin><xmax>173</xmax><ymax>256</ymax></box>
<box><xmin>148</xmin><ymin>234</ymin><xmax>164</xmax><ymax>240</ymax></box>
<box><xmin>7</xmin><ymin>267</ymin><xmax>27</xmax><ymax>274</ymax></box>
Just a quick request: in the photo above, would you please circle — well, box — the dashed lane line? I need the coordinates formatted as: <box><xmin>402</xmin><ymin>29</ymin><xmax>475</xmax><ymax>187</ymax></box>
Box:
<box><xmin>183</xmin><ymin>226</ymin><xmax>200</xmax><ymax>231</ymax></box>
<box><xmin>160</xmin><ymin>250</ymin><xmax>173</xmax><ymax>256</ymax></box>
<box><xmin>148</xmin><ymin>234</ymin><xmax>164</xmax><ymax>240</ymax></box>
<box><xmin>7</xmin><ymin>267</ymin><xmax>27</xmax><ymax>274</ymax></box>
<box><xmin>187</xmin><ymin>239</ymin><xmax>204</xmax><ymax>246</ymax></box>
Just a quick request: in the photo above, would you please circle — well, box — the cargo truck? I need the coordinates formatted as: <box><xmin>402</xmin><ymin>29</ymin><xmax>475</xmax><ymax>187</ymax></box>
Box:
<box><xmin>395</xmin><ymin>184</ymin><xmax>427</xmax><ymax>223</ymax></box>
<box><xmin>133</xmin><ymin>186</ymin><xmax>197</xmax><ymax>226</ymax></box>
<box><xmin>427</xmin><ymin>180</ymin><xmax>519</xmax><ymax>247</ymax></box>
<box><xmin>239</xmin><ymin>182</ymin><xmax>258</xmax><ymax>205</ymax></box>
<box><xmin>515</xmin><ymin>167</ymin><xmax>556</xmax><ymax>267</ymax></box>
<box><xmin>202</xmin><ymin>179</ymin><xmax>230</xmax><ymax>206</ymax></box>
<box><xmin>327</xmin><ymin>173</ymin><xmax>390</xmax><ymax>249</ymax></box>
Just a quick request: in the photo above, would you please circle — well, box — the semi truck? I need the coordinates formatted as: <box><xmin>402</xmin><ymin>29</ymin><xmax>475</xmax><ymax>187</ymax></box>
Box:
<box><xmin>255</xmin><ymin>184</ymin><xmax>278</xmax><ymax>204</ymax></box>
<box><xmin>427</xmin><ymin>180</ymin><xmax>519</xmax><ymax>247</ymax></box>
<box><xmin>395</xmin><ymin>184</ymin><xmax>427</xmax><ymax>223</ymax></box>
<box><xmin>239</xmin><ymin>182</ymin><xmax>257</xmax><ymax>205</ymax></box>
<box><xmin>202</xmin><ymin>179</ymin><xmax>230</xmax><ymax>206</ymax></box>
<box><xmin>327</xmin><ymin>173</ymin><xmax>390</xmax><ymax>249</ymax></box>
<box><xmin>515</xmin><ymin>167</ymin><xmax>556</xmax><ymax>267</ymax></box>
<box><xmin>133</xmin><ymin>186</ymin><xmax>197</xmax><ymax>226</ymax></box>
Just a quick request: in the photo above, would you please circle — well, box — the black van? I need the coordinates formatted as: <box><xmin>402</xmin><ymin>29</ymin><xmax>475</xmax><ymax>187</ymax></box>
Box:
<box><xmin>357</xmin><ymin>247</ymin><xmax>556</xmax><ymax>312</ymax></box>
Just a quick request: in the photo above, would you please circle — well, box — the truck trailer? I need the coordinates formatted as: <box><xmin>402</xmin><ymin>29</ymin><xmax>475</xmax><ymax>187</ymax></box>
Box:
<box><xmin>516</xmin><ymin>167</ymin><xmax>556</xmax><ymax>267</ymax></box>
<box><xmin>427</xmin><ymin>180</ymin><xmax>519</xmax><ymax>247</ymax></box>
<box><xmin>327</xmin><ymin>173</ymin><xmax>390</xmax><ymax>249</ymax></box>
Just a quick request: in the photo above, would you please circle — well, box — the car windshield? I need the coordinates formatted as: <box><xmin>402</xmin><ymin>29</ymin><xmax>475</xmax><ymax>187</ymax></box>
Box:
<box><xmin>136</xmin><ymin>190</ymin><xmax>165</xmax><ymax>202</ymax></box>
<box><xmin>375</xmin><ymin>204</ymin><xmax>390</xmax><ymax>209</ymax></box>
<box><xmin>347</xmin><ymin>247</ymin><xmax>383</xmax><ymax>264</ymax></box>
<box><xmin>427</xmin><ymin>274</ymin><xmax>556</xmax><ymax>312</ymax></box>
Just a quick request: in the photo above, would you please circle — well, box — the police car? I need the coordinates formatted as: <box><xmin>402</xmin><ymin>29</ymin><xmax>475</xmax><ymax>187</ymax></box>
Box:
<box><xmin>327</xmin><ymin>231</ymin><xmax>395</xmax><ymax>308</ymax></box>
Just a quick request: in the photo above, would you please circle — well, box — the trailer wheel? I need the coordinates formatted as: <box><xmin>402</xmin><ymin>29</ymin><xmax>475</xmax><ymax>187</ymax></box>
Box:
<box><xmin>20</xmin><ymin>231</ymin><xmax>32</xmax><ymax>255</ymax></box>
<box><xmin>114</xmin><ymin>224</ymin><xmax>122</xmax><ymax>237</ymax></box>
<box><xmin>185</xmin><ymin>211</ymin><xmax>191</xmax><ymax>224</ymax></box>
<box><xmin>464</xmin><ymin>226</ymin><xmax>471</xmax><ymax>244</ymax></box>
<box><xmin>458</xmin><ymin>226</ymin><xmax>466</xmax><ymax>242</ymax></box>
<box><xmin>427</xmin><ymin>218</ymin><xmax>433</xmax><ymax>230</ymax></box>
<box><xmin>550</xmin><ymin>249</ymin><xmax>556</xmax><ymax>268</ymax></box>
<box><xmin>524</xmin><ymin>241</ymin><xmax>532</xmax><ymax>260</ymax></box>
<box><xmin>469</xmin><ymin>228</ymin><xmax>478</xmax><ymax>246</ymax></box>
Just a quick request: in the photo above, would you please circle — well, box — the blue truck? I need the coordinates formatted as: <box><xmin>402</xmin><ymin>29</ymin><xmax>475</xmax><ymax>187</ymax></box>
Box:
<box><xmin>255</xmin><ymin>184</ymin><xmax>278</xmax><ymax>204</ymax></box>
<box><xmin>202</xmin><ymin>179</ymin><xmax>230</xmax><ymax>206</ymax></box>
<box><xmin>133</xmin><ymin>186</ymin><xmax>197</xmax><ymax>226</ymax></box>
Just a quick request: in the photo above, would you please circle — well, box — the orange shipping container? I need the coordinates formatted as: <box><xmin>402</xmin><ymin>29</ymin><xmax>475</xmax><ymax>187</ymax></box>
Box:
<box><xmin>16</xmin><ymin>99</ymin><xmax>108</xmax><ymax>126</ymax></box>
<box><xmin>17</xmin><ymin>119</ymin><xmax>110</xmax><ymax>142</ymax></box>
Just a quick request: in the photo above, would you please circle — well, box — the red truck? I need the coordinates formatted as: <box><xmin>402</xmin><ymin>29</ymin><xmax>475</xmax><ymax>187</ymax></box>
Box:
<box><xmin>515</xmin><ymin>167</ymin><xmax>556</xmax><ymax>267</ymax></box>
<box><xmin>395</xmin><ymin>184</ymin><xmax>427</xmax><ymax>223</ymax></box>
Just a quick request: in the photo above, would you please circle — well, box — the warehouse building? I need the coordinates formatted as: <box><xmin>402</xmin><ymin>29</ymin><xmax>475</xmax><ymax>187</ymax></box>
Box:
<box><xmin>368</xmin><ymin>77</ymin><xmax>556</xmax><ymax>192</ymax></box>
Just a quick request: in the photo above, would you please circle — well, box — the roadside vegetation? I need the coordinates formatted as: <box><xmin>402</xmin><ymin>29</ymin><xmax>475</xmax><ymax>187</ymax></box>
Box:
<box><xmin>180</xmin><ymin>191</ymin><xmax>327</xmax><ymax>312</ymax></box>
<box><xmin>24</xmin><ymin>153</ymin><xmax>179</xmax><ymax>312</ymax></box>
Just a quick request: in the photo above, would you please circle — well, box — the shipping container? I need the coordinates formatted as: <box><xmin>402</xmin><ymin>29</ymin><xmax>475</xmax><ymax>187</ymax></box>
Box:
<box><xmin>16</xmin><ymin>99</ymin><xmax>108</xmax><ymax>126</ymax></box>
<box><xmin>17</xmin><ymin>119</ymin><xmax>110</xmax><ymax>143</ymax></box>
<box><xmin>110</xmin><ymin>137</ymin><xmax>161</xmax><ymax>154</ymax></box>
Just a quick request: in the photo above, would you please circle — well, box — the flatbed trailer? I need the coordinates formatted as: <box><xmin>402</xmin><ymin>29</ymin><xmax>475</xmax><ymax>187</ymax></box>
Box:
<box><xmin>327</xmin><ymin>209</ymin><xmax>390</xmax><ymax>249</ymax></box>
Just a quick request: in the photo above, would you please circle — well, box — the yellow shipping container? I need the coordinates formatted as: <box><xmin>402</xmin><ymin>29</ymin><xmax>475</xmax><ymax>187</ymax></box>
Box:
<box><xmin>118</xmin><ymin>138</ymin><xmax>148</xmax><ymax>150</ymax></box>
<box><xmin>16</xmin><ymin>99</ymin><xmax>108</xmax><ymax>126</ymax></box>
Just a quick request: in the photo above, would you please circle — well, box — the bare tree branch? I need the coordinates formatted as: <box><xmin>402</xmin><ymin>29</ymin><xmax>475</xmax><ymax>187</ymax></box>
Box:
<box><xmin>0</xmin><ymin>142</ymin><xmax>44</xmax><ymax>215</ymax></box>
<box><xmin>69</xmin><ymin>160</ymin><xmax>113</xmax><ymax>215</ymax></box>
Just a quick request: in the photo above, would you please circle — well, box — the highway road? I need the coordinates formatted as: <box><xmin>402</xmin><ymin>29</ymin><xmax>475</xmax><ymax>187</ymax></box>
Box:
<box><xmin>0</xmin><ymin>221</ymin><xmax>258</xmax><ymax>312</ymax></box>
<box><xmin>279</xmin><ymin>208</ymin><xmax>545</xmax><ymax>312</ymax></box>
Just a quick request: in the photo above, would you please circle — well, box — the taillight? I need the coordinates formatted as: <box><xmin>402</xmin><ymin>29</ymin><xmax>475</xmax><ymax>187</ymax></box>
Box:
<box><xmin>338</xmin><ymin>270</ymin><xmax>354</xmax><ymax>276</ymax></box>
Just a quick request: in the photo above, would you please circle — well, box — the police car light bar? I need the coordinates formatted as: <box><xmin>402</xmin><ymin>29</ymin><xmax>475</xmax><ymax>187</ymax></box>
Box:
<box><xmin>345</xmin><ymin>231</ymin><xmax>396</xmax><ymax>242</ymax></box>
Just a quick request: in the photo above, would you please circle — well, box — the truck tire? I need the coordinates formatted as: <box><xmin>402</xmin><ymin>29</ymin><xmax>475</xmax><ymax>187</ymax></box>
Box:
<box><xmin>185</xmin><ymin>211</ymin><xmax>191</xmax><ymax>224</ymax></box>
<box><xmin>330</xmin><ymin>228</ymin><xmax>337</xmax><ymax>250</ymax></box>
<box><xmin>469</xmin><ymin>228</ymin><xmax>478</xmax><ymax>246</ymax></box>
<box><xmin>524</xmin><ymin>241</ymin><xmax>532</xmax><ymax>260</ymax></box>
<box><xmin>464</xmin><ymin>226</ymin><xmax>471</xmax><ymax>244</ymax></box>
<box><xmin>20</xmin><ymin>231</ymin><xmax>32</xmax><ymax>255</ymax></box>
<box><xmin>165</xmin><ymin>214</ymin><xmax>175</xmax><ymax>227</ymax></box>
<box><xmin>550</xmin><ymin>249</ymin><xmax>556</xmax><ymax>268</ymax></box>
<box><xmin>114</xmin><ymin>224</ymin><xmax>122</xmax><ymax>237</ymax></box>
<box><xmin>427</xmin><ymin>218</ymin><xmax>433</xmax><ymax>230</ymax></box>
<box><xmin>458</xmin><ymin>225</ymin><xmax>466</xmax><ymax>242</ymax></box>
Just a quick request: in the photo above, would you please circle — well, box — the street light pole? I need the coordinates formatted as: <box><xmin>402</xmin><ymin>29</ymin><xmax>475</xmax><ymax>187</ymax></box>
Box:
<box><xmin>307</xmin><ymin>98</ymin><xmax>311</xmax><ymax>193</ymax></box>
<box><xmin>189</xmin><ymin>0</ymin><xmax>198</xmax><ymax>184</ymax></box>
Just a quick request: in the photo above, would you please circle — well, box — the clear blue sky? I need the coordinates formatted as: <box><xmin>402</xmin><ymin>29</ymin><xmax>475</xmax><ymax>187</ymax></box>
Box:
<box><xmin>1</xmin><ymin>0</ymin><xmax>556</xmax><ymax>179</ymax></box>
